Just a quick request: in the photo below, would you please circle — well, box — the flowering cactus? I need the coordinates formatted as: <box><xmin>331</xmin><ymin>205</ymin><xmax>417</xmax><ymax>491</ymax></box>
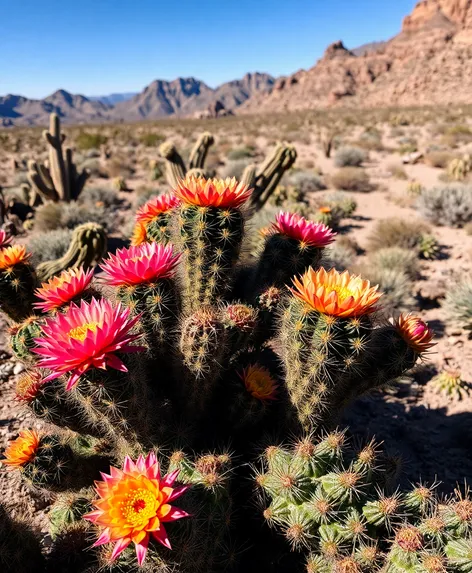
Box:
<box><xmin>0</xmin><ymin>175</ymin><xmax>446</xmax><ymax>572</ymax></box>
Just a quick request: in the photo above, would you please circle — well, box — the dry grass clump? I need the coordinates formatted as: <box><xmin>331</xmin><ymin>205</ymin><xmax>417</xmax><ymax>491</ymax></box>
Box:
<box><xmin>366</xmin><ymin>217</ymin><xmax>432</xmax><ymax>253</ymax></box>
<box><xmin>331</xmin><ymin>167</ymin><xmax>371</xmax><ymax>192</ymax></box>
<box><xmin>27</xmin><ymin>228</ymin><xmax>73</xmax><ymax>265</ymax></box>
<box><xmin>334</xmin><ymin>146</ymin><xmax>367</xmax><ymax>168</ymax></box>
<box><xmin>417</xmin><ymin>185</ymin><xmax>472</xmax><ymax>228</ymax></box>
<box><xmin>424</xmin><ymin>151</ymin><xmax>456</xmax><ymax>168</ymax></box>
<box><xmin>75</xmin><ymin>131</ymin><xmax>108</xmax><ymax>150</ymax></box>
<box><xmin>386</xmin><ymin>163</ymin><xmax>408</xmax><ymax>180</ymax></box>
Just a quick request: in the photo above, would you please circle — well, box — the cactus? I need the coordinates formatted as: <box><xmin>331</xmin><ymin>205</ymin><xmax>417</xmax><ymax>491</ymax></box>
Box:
<box><xmin>159</xmin><ymin>132</ymin><xmax>215</xmax><ymax>189</ymax></box>
<box><xmin>0</xmin><ymin>173</ymin><xmax>443</xmax><ymax>572</ymax></box>
<box><xmin>36</xmin><ymin>222</ymin><xmax>107</xmax><ymax>282</ymax></box>
<box><xmin>407</xmin><ymin>180</ymin><xmax>424</xmax><ymax>196</ymax></box>
<box><xmin>431</xmin><ymin>369</ymin><xmax>471</xmax><ymax>400</ymax></box>
<box><xmin>447</xmin><ymin>154</ymin><xmax>472</xmax><ymax>181</ymax></box>
<box><xmin>0</xmin><ymin>245</ymin><xmax>37</xmax><ymax>322</ymax></box>
<box><xmin>27</xmin><ymin>113</ymin><xmax>89</xmax><ymax>202</ymax></box>
<box><xmin>257</xmin><ymin>433</ymin><xmax>472</xmax><ymax>572</ymax></box>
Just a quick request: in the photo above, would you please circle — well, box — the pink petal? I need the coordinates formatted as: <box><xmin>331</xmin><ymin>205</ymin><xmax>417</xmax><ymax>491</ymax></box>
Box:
<box><xmin>83</xmin><ymin>509</ymin><xmax>102</xmax><ymax>523</ymax></box>
<box><xmin>92</xmin><ymin>528</ymin><xmax>112</xmax><ymax>547</ymax></box>
<box><xmin>161</xmin><ymin>507</ymin><xmax>190</xmax><ymax>522</ymax></box>
<box><xmin>135</xmin><ymin>534</ymin><xmax>149</xmax><ymax>566</ymax></box>
<box><xmin>111</xmin><ymin>537</ymin><xmax>131</xmax><ymax>561</ymax></box>
<box><xmin>161</xmin><ymin>469</ymin><xmax>179</xmax><ymax>488</ymax></box>
<box><xmin>167</xmin><ymin>484</ymin><xmax>190</xmax><ymax>502</ymax></box>
<box><xmin>152</xmin><ymin>525</ymin><xmax>171</xmax><ymax>550</ymax></box>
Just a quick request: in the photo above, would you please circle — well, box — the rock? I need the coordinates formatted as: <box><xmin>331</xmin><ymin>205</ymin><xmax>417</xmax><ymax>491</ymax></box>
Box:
<box><xmin>13</xmin><ymin>362</ymin><xmax>25</xmax><ymax>375</ymax></box>
<box><xmin>402</xmin><ymin>151</ymin><xmax>424</xmax><ymax>164</ymax></box>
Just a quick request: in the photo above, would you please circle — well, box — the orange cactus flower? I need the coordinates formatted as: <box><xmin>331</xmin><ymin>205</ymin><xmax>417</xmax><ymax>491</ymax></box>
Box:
<box><xmin>84</xmin><ymin>452</ymin><xmax>190</xmax><ymax>566</ymax></box>
<box><xmin>394</xmin><ymin>313</ymin><xmax>435</xmax><ymax>354</ymax></box>
<box><xmin>34</xmin><ymin>267</ymin><xmax>94</xmax><ymax>313</ymax></box>
<box><xmin>175</xmin><ymin>175</ymin><xmax>252</xmax><ymax>208</ymax></box>
<box><xmin>0</xmin><ymin>245</ymin><xmax>30</xmax><ymax>270</ymax></box>
<box><xmin>239</xmin><ymin>365</ymin><xmax>278</xmax><ymax>401</ymax></box>
<box><xmin>3</xmin><ymin>429</ymin><xmax>40</xmax><ymax>467</ymax></box>
<box><xmin>131</xmin><ymin>194</ymin><xmax>180</xmax><ymax>246</ymax></box>
<box><xmin>319</xmin><ymin>206</ymin><xmax>332</xmax><ymax>214</ymax></box>
<box><xmin>15</xmin><ymin>371</ymin><xmax>45</xmax><ymax>402</ymax></box>
<box><xmin>291</xmin><ymin>267</ymin><xmax>381</xmax><ymax>318</ymax></box>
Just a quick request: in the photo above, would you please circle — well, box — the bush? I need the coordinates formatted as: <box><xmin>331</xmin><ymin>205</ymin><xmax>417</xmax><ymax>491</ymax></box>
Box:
<box><xmin>424</xmin><ymin>151</ymin><xmax>456</xmax><ymax>168</ymax></box>
<box><xmin>79</xmin><ymin>187</ymin><xmax>121</xmax><ymax>210</ymax></box>
<box><xmin>75</xmin><ymin>131</ymin><xmax>108</xmax><ymax>150</ymax></box>
<box><xmin>367</xmin><ymin>217</ymin><xmax>433</xmax><ymax>253</ymax></box>
<box><xmin>77</xmin><ymin>158</ymin><xmax>108</xmax><ymax>178</ymax></box>
<box><xmin>226</xmin><ymin>145</ymin><xmax>255</xmax><ymax>160</ymax></box>
<box><xmin>34</xmin><ymin>201</ymin><xmax>112</xmax><ymax>232</ymax></box>
<box><xmin>286</xmin><ymin>170</ymin><xmax>326</xmax><ymax>194</ymax></box>
<box><xmin>363</xmin><ymin>266</ymin><xmax>415</xmax><ymax>315</ymax></box>
<box><xmin>331</xmin><ymin>168</ymin><xmax>371</xmax><ymax>192</ymax></box>
<box><xmin>27</xmin><ymin>228</ymin><xmax>72</xmax><ymax>265</ymax></box>
<box><xmin>386</xmin><ymin>163</ymin><xmax>408</xmax><ymax>180</ymax></box>
<box><xmin>318</xmin><ymin>191</ymin><xmax>357</xmax><ymax>217</ymax></box>
<box><xmin>139</xmin><ymin>132</ymin><xmax>165</xmax><ymax>147</ymax></box>
<box><xmin>323</xmin><ymin>242</ymin><xmax>357</xmax><ymax>271</ymax></box>
<box><xmin>220</xmin><ymin>159</ymin><xmax>253</xmax><ymax>180</ymax></box>
<box><xmin>443</xmin><ymin>277</ymin><xmax>472</xmax><ymax>331</ymax></box>
<box><xmin>334</xmin><ymin>146</ymin><xmax>366</xmax><ymax>167</ymax></box>
<box><xmin>368</xmin><ymin>247</ymin><xmax>418</xmax><ymax>279</ymax></box>
<box><xmin>417</xmin><ymin>185</ymin><xmax>472</xmax><ymax>227</ymax></box>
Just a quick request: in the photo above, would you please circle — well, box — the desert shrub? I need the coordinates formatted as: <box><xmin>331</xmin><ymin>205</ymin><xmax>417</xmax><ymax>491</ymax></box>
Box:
<box><xmin>286</xmin><ymin>170</ymin><xmax>326</xmax><ymax>193</ymax></box>
<box><xmin>331</xmin><ymin>167</ymin><xmax>371</xmax><ymax>192</ymax></box>
<box><xmin>105</xmin><ymin>157</ymin><xmax>135</xmax><ymax>178</ymax></box>
<box><xmin>139</xmin><ymin>132</ymin><xmax>165</xmax><ymax>147</ymax></box>
<box><xmin>319</xmin><ymin>191</ymin><xmax>357</xmax><ymax>217</ymax></box>
<box><xmin>424</xmin><ymin>151</ymin><xmax>456</xmax><ymax>168</ymax></box>
<box><xmin>268</xmin><ymin>185</ymin><xmax>306</xmax><ymax>208</ymax></box>
<box><xmin>443</xmin><ymin>277</ymin><xmax>472</xmax><ymax>331</ymax></box>
<box><xmin>364</xmin><ymin>266</ymin><xmax>415</xmax><ymax>314</ymax></box>
<box><xmin>34</xmin><ymin>201</ymin><xmax>112</xmax><ymax>232</ymax></box>
<box><xmin>77</xmin><ymin>158</ymin><xmax>108</xmax><ymax>178</ymax></box>
<box><xmin>386</xmin><ymin>163</ymin><xmax>408</xmax><ymax>180</ymax></box>
<box><xmin>354</xmin><ymin>128</ymin><xmax>384</xmax><ymax>151</ymax></box>
<box><xmin>417</xmin><ymin>185</ymin><xmax>472</xmax><ymax>227</ymax></box>
<box><xmin>368</xmin><ymin>247</ymin><xmax>418</xmax><ymax>279</ymax></box>
<box><xmin>75</xmin><ymin>131</ymin><xmax>108</xmax><ymax>150</ymax></box>
<box><xmin>323</xmin><ymin>242</ymin><xmax>357</xmax><ymax>271</ymax></box>
<box><xmin>27</xmin><ymin>228</ymin><xmax>72</xmax><ymax>265</ymax></box>
<box><xmin>226</xmin><ymin>145</ymin><xmax>255</xmax><ymax>160</ymax></box>
<box><xmin>220</xmin><ymin>159</ymin><xmax>252</xmax><ymax>180</ymax></box>
<box><xmin>407</xmin><ymin>180</ymin><xmax>424</xmax><ymax>196</ymax></box>
<box><xmin>334</xmin><ymin>146</ymin><xmax>366</xmax><ymax>167</ymax></box>
<box><xmin>79</xmin><ymin>187</ymin><xmax>121</xmax><ymax>210</ymax></box>
<box><xmin>367</xmin><ymin>217</ymin><xmax>433</xmax><ymax>253</ymax></box>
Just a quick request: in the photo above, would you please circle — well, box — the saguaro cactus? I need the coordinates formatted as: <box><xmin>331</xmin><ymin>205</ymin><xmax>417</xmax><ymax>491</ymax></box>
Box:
<box><xmin>27</xmin><ymin>113</ymin><xmax>89</xmax><ymax>202</ymax></box>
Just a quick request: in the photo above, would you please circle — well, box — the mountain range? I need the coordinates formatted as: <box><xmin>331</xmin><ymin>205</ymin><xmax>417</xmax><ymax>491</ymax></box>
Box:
<box><xmin>2</xmin><ymin>1</ymin><xmax>472</xmax><ymax>126</ymax></box>
<box><xmin>0</xmin><ymin>73</ymin><xmax>274</xmax><ymax>127</ymax></box>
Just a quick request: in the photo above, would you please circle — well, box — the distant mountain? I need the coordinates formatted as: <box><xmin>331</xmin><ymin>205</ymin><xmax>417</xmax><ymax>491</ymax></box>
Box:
<box><xmin>0</xmin><ymin>73</ymin><xmax>274</xmax><ymax>126</ymax></box>
<box><xmin>0</xmin><ymin>89</ymin><xmax>111</xmax><ymax>126</ymax></box>
<box><xmin>88</xmin><ymin>92</ymin><xmax>138</xmax><ymax>105</ymax></box>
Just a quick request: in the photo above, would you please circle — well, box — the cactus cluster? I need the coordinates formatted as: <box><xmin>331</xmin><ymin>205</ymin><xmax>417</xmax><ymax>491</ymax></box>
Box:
<box><xmin>257</xmin><ymin>431</ymin><xmax>472</xmax><ymax>572</ymax></box>
<box><xmin>0</xmin><ymin>173</ymin><xmax>441</xmax><ymax>572</ymax></box>
<box><xmin>447</xmin><ymin>154</ymin><xmax>472</xmax><ymax>182</ymax></box>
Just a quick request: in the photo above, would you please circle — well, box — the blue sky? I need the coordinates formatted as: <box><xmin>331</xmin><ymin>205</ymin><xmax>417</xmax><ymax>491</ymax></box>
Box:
<box><xmin>0</xmin><ymin>0</ymin><xmax>414</xmax><ymax>99</ymax></box>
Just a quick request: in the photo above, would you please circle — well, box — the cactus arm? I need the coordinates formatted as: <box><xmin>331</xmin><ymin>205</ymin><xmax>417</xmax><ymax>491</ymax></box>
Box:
<box><xmin>159</xmin><ymin>141</ymin><xmax>187</xmax><ymax>188</ymax></box>
<box><xmin>241</xmin><ymin>164</ymin><xmax>257</xmax><ymax>188</ymax></box>
<box><xmin>43</xmin><ymin>113</ymin><xmax>70</xmax><ymax>201</ymax></box>
<box><xmin>188</xmin><ymin>132</ymin><xmax>214</xmax><ymax>170</ymax></box>
<box><xmin>27</xmin><ymin>160</ymin><xmax>59</xmax><ymax>202</ymax></box>
<box><xmin>250</xmin><ymin>144</ymin><xmax>297</xmax><ymax>211</ymax></box>
<box><xmin>36</xmin><ymin>223</ymin><xmax>107</xmax><ymax>282</ymax></box>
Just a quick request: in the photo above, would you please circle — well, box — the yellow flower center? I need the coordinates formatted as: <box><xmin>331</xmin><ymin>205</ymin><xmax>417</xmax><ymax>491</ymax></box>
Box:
<box><xmin>121</xmin><ymin>488</ymin><xmax>158</xmax><ymax>527</ymax></box>
<box><xmin>68</xmin><ymin>321</ymin><xmax>101</xmax><ymax>341</ymax></box>
<box><xmin>328</xmin><ymin>284</ymin><xmax>355</xmax><ymax>302</ymax></box>
<box><xmin>130</xmin><ymin>255</ymin><xmax>146</xmax><ymax>263</ymax></box>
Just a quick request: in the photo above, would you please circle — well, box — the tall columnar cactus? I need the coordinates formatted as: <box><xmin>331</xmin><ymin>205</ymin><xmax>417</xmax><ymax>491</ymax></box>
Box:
<box><xmin>27</xmin><ymin>113</ymin><xmax>90</xmax><ymax>202</ymax></box>
<box><xmin>36</xmin><ymin>222</ymin><xmax>107</xmax><ymax>282</ymax></box>
<box><xmin>0</xmin><ymin>174</ymin><xmax>442</xmax><ymax>572</ymax></box>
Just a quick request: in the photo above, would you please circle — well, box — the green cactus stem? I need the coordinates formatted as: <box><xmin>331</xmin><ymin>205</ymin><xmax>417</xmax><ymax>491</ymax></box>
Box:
<box><xmin>36</xmin><ymin>222</ymin><xmax>107</xmax><ymax>282</ymax></box>
<box><xmin>159</xmin><ymin>141</ymin><xmax>187</xmax><ymax>189</ymax></box>
<box><xmin>9</xmin><ymin>315</ymin><xmax>43</xmax><ymax>362</ymax></box>
<box><xmin>189</xmin><ymin>132</ymin><xmax>215</xmax><ymax>170</ymax></box>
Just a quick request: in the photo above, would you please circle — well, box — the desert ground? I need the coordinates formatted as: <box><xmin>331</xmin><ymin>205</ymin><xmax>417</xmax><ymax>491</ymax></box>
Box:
<box><xmin>1</xmin><ymin>106</ymin><xmax>472</xmax><ymax>535</ymax></box>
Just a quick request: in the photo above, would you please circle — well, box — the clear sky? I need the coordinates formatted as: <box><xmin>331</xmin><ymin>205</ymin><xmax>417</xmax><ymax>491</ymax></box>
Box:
<box><xmin>0</xmin><ymin>0</ymin><xmax>415</xmax><ymax>99</ymax></box>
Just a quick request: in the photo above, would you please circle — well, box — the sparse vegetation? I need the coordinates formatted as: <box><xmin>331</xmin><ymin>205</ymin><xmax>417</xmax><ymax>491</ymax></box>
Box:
<box><xmin>334</xmin><ymin>146</ymin><xmax>366</xmax><ymax>167</ymax></box>
<box><xmin>417</xmin><ymin>184</ymin><xmax>472</xmax><ymax>227</ymax></box>
<box><xmin>331</xmin><ymin>167</ymin><xmax>371</xmax><ymax>191</ymax></box>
